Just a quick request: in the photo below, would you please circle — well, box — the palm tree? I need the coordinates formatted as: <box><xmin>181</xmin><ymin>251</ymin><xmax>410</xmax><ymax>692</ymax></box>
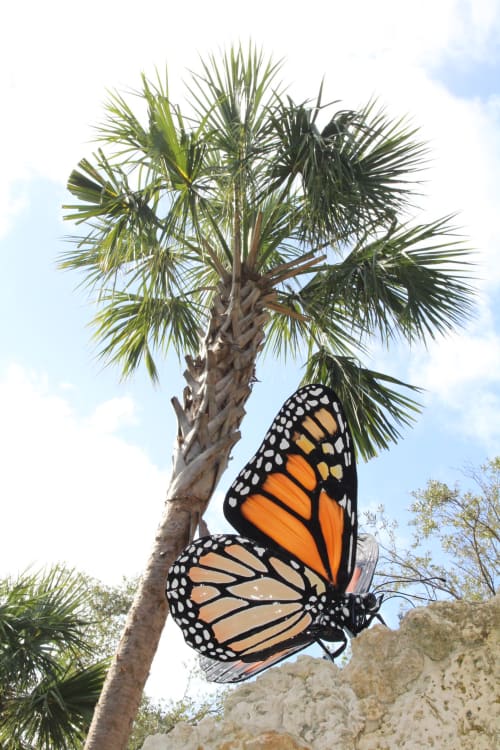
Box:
<box><xmin>0</xmin><ymin>567</ymin><xmax>107</xmax><ymax>749</ymax></box>
<box><xmin>61</xmin><ymin>45</ymin><xmax>474</xmax><ymax>749</ymax></box>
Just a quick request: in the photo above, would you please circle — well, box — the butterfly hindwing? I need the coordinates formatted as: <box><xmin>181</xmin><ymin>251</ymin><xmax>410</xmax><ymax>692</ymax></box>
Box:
<box><xmin>345</xmin><ymin>534</ymin><xmax>379</xmax><ymax>594</ymax></box>
<box><xmin>224</xmin><ymin>384</ymin><xmax>357</xmax><ymax>590</ymax></box>
<box><xmin>199</xmin><ymin>640</ymin><xmax>315</xmax><ymax>684</ymax></box>
<box><xmin>166</xmin><ymin>533</ymin><xmax>329</xmax><ymax>663</ymax></box>
<box><xmin>198</xmin><ymin>533</ymin><xmax>379</xmax><ymax>684</ymax></box>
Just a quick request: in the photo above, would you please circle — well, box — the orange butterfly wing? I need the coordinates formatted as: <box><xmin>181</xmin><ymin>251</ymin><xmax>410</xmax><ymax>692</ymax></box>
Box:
<box><xmin>224</xmin><ymin>384</ymin><xmax>357</xmax><ymax>590</ymax></box>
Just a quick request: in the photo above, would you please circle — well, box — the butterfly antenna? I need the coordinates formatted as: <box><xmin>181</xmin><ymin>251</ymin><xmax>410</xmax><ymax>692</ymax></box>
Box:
<box><xmin>375</xmin><ymin>591</ymin><xmax>432</xmax><ymax>609</ymax></box>
<box><xmin>372</xmin><ymin>575</ymin><xmax>447</xmax><ymax>595</ymax></box>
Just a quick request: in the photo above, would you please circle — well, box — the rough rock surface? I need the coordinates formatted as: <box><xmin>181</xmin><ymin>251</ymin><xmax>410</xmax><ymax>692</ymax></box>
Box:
<box><xmin>142</xmin><ymin>595</ymin><xmax>499</xmax><ymax>750</ymax></box>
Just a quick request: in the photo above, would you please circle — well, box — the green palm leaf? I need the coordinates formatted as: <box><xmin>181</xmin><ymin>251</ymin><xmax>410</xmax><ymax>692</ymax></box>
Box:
<box><xmin>0</xmin><ymin>661</ymin><xmax>108</xmax><ymax>750</ymax></box>
<box><xmin>0</xmin><ymin>567</ymin><xmax>107</xmax><ymax>750</ymax></box>
<box><xmin>93</xmin><ymin>291</ymin><xmax>202</xmax><ymax>379</ymax></box>
<box><xmin>266</xmin><ymin>96</ymin><xmax>427</xmax><ymax>243</ymax></box>
<box><xmin>301</xmin><ymin>216</ymin><xmax>474</xmax><ymax>345</ymax></box>
<box><xmin>303</xmin><ymin>349</ymin><xmax>421</xmax><ymax>460</ymax></box>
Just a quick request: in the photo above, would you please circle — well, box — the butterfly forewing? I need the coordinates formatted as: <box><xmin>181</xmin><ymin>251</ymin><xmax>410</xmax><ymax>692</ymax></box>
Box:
<box><xmin>224</xmin><ymin>384</ymin><xmax>357</xmax><ymax>590</ymax></box>
<box><xmin>166</xmin><ymin>534</ymin><xmax>328</xmax><ymax>663</ymax></box>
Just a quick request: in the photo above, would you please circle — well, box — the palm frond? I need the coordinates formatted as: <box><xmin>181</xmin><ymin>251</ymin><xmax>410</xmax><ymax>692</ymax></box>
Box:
<box><xmin>0</xmin><ymin>567</ymin><xmax>93</xmax><ymax>686</ymax></box>
<box><xmin>93</xmin><ymin>291</ymin><xmax>203</xmax><ymax>380</ymax></box>
<box><xmin>267</xmin><ymin>96</ymin><xmax>428</xmax><ymax>244</ymax></box>
<box><xmin>188</xmin><ymin>45</ymin><xmax>283</xmax><ymax>157</ymax></box>
<box><xmin>61</xmin><ymin>155</ymin><xmax>165</xmax><ymax>288</ymax></box>
<box><xmin>95</xmin><ymin>86</ymin><xmax>150</xmax><ymax>160</ymax></box>
<box><xmin>263</xmin><ymin>292</ymin><xmax>311</xmax><ymax>360</ymax></box>
<box><xmin>263</xmin><ymin>286</ymin><xmax>362</xmax><ymax>362</ymax></box>
<box><xmin>64</xmin><ymin>151</ymin><xmax>161</xmax><ymax>228</ymax></box>
<box><xmin>0</xmin><ymin>566</ymin><xmax>107</xmax><ymax>749</ymax></box>
<box><xmin>303</xmin><ymin>349</ymin><xmax>422</xmax><ymax>460</ymax></box>
<box><xmin>340</xmin><ymin>99</ymin><xmax>427</xmax><ymax>210</ymax></box>
<box><xmin>301</xmin><ymin>216</ymin><xmax>475</xmax><ymax>344</ymax></box>
<box><xmin>0</xmin><ymin>661</ymin><xmax>107</xmax><ymax>750</ymax></box>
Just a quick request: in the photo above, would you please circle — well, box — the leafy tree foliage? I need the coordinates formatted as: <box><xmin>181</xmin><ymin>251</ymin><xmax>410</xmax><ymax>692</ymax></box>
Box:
<box><xmin>364</xmin><ymin>458</ymin><xmax>500</xmax><ymax>606</ymax></box>
<box><xmin>127</xmin><ymin>690</ymin><xmax>225</xmax><ymax>750</ymax></box>
<box><xmin>0</xmin><ymin>567</ymin><xmax>107</xmax><ymax>749</ymax></box>
<box><xmin>81</xmin><ymin>574</ymin><xmax>138</xmax><ymax>662</ymax></box>
<box><xmin>0</xmin><ymin>566</ymin><xmax>223</xmax><ymax>749</ymax></box>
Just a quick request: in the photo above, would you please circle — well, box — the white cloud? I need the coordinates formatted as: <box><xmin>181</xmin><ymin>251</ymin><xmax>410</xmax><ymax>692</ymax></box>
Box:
<box><xmin>407</xmin><ymin>323</ymin><xmax>500</xmax><ymax>449</ymax></box>
<box><xmin>0</xmin><ymin>183</ymin><xmax>28</xmax><ymax>238</ymax></box>
<box><xmin>447</xmin><ymin>0</ymin><xmax>500</xmax><ymax>62</ymax></box>
<box><xmin>462</xmin><ymin>390</ymin><xmax>500</xmax><ymax>448</ymax></box>
<box><xmin>410</xmin><ymin>329</ymin><xmax>500</xmax><ymax>401</ymax></box>
<box><xmin>1</xmin><ymin>0</ymin><xmax>499</xmax><ymax>240</ymax></box>
<box><xmin>0</xmin><ymin>364</ymin><xmax>167</xmax><ymax>583</ymax></box>
<box><xmin>85</xmin><ymin>396</ymin><xmax>137</xmax><ymax>433</ymax></box>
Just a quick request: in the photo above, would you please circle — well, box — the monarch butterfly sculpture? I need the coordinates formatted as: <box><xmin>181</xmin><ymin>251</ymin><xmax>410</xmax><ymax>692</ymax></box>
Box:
<box><xmin>166</xmin><ymin>384</ymin><xmax>382</xmax><ymax>683</ymax></box>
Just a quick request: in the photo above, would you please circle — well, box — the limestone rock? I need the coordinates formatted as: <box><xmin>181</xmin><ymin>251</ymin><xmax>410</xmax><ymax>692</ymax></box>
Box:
<box><xmin>142</xmin><ymin>595</ymin><xmax>500</xmax><ymax>750</ymax></box>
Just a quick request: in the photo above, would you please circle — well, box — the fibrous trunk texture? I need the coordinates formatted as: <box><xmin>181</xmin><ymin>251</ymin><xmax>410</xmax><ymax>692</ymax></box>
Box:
<box><xmin>84</xmin><ymin>278</ymin><xmax>269</xmax><ymax>750</ymax></box>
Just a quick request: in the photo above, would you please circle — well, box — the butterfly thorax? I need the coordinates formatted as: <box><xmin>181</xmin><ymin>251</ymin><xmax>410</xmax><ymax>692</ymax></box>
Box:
<box><xmin>310</xmin><ymin>590</ymin><xmax>382</xmax><ymax>637</ymax></box>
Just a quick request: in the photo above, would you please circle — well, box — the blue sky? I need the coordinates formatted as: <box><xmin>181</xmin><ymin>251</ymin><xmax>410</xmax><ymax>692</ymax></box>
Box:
<box><xmin>2</xmin><ymin>0</ymin><xmax>500</xmax><ymax>699</ymax></box>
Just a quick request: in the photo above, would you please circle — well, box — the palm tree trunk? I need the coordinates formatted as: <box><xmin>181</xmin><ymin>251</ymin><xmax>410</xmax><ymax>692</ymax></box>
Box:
<box><xmin>83</xmin><ymin>279</ymin><xmax>269</xmax><ymax>750</ymax></box>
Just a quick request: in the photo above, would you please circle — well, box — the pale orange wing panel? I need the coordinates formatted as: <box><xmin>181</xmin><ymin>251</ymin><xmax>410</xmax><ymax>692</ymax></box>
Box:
<box><xmin>166</xmin><ymin>534</ymin><xmax>324</xmax><ymax>665</ymax></box>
